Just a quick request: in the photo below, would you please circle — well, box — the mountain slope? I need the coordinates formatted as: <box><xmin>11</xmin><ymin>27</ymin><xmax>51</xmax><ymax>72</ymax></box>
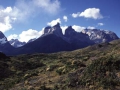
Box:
<box><xmin>0</xmin><ymin>39</ymin><xmax>120</xmax><ymax>90</ymax></box>
<box><xmin>14</xmin><ymin>34</ymin><xmax>73</xmax><ymax>55</ymax></box>
<box><xmin>27</xmin><ymin>38</ymin><xmax>36</xmax><ymax>43</ymax></box>
<box><xmin>0</xmin><ymin>31</ymin><xmax>15</xmax><ymax>55</ymax></box>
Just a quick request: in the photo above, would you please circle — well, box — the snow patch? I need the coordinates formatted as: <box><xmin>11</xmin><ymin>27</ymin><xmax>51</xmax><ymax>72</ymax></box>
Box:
<box><xmin>0</xmin><ymin>37</ymin><xmax>7</xmax><ymax>44</ymax></box>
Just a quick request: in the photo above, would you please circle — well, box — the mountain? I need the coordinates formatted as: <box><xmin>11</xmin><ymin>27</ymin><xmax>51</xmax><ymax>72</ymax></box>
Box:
<box><xmin>9</xmin><ymin>39</ymin><xmax>26</xmax><ymax>48</ymax></box>
<box><xmin>10</xmin><ymin>23</ymin><xmax>119</xmax><ymax>55</ymax></box>
<box><xmin>64</xmin><ymin>26</ymin><xmax>94</xmax><ymax>49</ymax></box>
<box><xmin>82</xmin><ymin>29</ymin><xmax>119</xmax><ymax>43</ymax></box>
<box><xmin>14</xmin><ymin>24</ymin><xmax>73</xmax><ymax>55</ymax></box>
<box><xmin>0</xmin><ymin>31</ymin><xmax>15</xmax><ymax>55</ymax></box>
<box><xmin>0</xmin><ymin>23</ymin><xmax>119</xmax><ymax>55</ymax></box>
<box><xmin>13</xmin><ymin>23</ymin><xmax>94</xmax><ymax>55</ymax></box>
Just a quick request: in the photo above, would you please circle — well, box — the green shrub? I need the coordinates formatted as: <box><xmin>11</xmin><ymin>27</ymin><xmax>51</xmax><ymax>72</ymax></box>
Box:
<box><xmin>56</xmin><ymin>66</ymin><xmax>67</xmax><ymax>75</ymax></box>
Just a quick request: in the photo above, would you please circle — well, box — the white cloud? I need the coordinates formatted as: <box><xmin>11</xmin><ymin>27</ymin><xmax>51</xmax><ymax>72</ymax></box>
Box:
<box><xmin>80</xmin><ymin>8</ymin><xmax>103</xmax><ymax>19</ymax></box>
<box><xmin>72</xmin><ymin>8</ymin><xmax>103</xmax><ymax>19</ymax></box>
<box><xmin>63</xmin><ymin>15</ymin><xmax>68</xmax><ymax>22</ymax></box>
<box><xmin>0</xmin><ymin>7</ymin><xmax>13</xmax><ymax>32</ymax></box>
<box><xmin>61</xmin><ymin>26</ymin><xmax>68</xmax><ymax>34</ymax></box>
<box><xmin>61</xmin><ymin>25</ymin><xmax>95</xmax><ymax>34</ymax></box>
<box><xmin>11</xmin><ymin>0</ymin><xmax>61</xmax><ymax>22</ymax></box>
<box><xmin>98</xmin><ymin>23</ymin><xmax>104</xmax><ymax>26</ymax></box>
<box><xmin>19</xmin><ymin>29</ymin><xmax>44</xmax><ymax>42</ymax></box>
<box><xmin>33</xmin><ymin>0</ymin><xmax>60</xmax><ymax>14</ymax></box>
<box><xmin>8</xmin><ymin>28</ymin><xmax>44</xmax><ymax>42</ymax></box>
<box><xmin>72</xmin><ymin>25</ymin><xmax>85</xmax><ymax>32</ymax></box>
<box><xmin>0</xmin><ymin>0</ymin><xmax>61</xmax><ymax>32</ymax></box>
<box><xmin>3</xmin><ymin>7</ymin><xmax>12</xmax><ymax>13</ymax></box>
<box><xmin>7</xmin><ymin>34</ymin><xmax>18</xmax><ymax>41</ymax></box>
<box><xmin>0</xmin><ymin>16</ymin><xmax>12</xmax><ymax>32</ymax></box>
<box><xmin>47</xmin><ymin>18</ymin><xmax>61</xmax><ymax>26</ymax></box>
<box><xmin>87</xmin><ymin>26</ymin><xmax>95</xmax><ymax>29</ymax></box>
<box><xmin>71</xmin><ymin>13</ymin><xmax>80</xmax><ymax>18</ymax></box>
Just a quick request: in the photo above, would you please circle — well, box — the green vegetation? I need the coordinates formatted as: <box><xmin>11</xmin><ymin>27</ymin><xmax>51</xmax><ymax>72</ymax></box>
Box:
<box><xmin>0</xmin><ymin>39</ymin><xmax>120</xmax><ymax>90</ymax></box>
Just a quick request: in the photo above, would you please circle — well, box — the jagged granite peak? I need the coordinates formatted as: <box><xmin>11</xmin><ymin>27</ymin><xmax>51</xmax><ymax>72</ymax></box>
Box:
<box><xmin>81</xmin><ymin>29</ymin><xmax>119</xmax><ymax>43</ymax></box>
<box><xmin>65</xmin><ymin>26</ymin><xmax>77</xmax><ymax>37</ymax></box>
<box><xmin>64</xmin><ymin>26</ymin><xmax>90</xmax><ymax>41</ymax></box>
<box><xmin>53</xmin><ymin>22</ymin><xmax>60</xmax><ymax>28</ymax></box>
<box><xmin>66</xmin><ymin>26</ymin><xmax>74</xmax><ymax>30</ymax></box>
<box><xmin>44</xmin><ymin>26</ymin><xmax>51</xmax><ymax>34</ymax></box>
<box><xmin>52</xmin><ymin>23</ymin><xmax>63</xmax><ymax>37</ymax></box>
<box><xmin>9</xmin><ymin>39</ymin><xmax>26</xmax><ymax>48</ymax></box>
<box><xmin>43</xmin><ymin>23</ymin><xmax>63</xmax><ymax>37</ymax></box>
<box><xmin>64</xmin><ymin>26</ymin><xmax>94</xmax><ymax>49</ymax></box>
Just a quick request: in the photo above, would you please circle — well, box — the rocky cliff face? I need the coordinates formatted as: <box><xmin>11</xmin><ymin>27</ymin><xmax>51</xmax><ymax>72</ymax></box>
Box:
<box><xmin>81</xmin><ymin>29</ymin><xmax>119</xmax><ymax>43</ymax></box>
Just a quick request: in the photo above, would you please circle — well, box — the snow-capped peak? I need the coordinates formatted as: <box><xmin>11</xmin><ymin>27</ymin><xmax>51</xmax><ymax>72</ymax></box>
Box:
<box><xmin>81</xmin><ymin>29</ymin><xmax>119</xmax><ymax>43</ymax></box>
<box><xmin>0</xmin><ymin>37</ymin><xmax>7</xmax><ymax>44</ymax></box>
<box><xmin>9</xmin><ymin>39</ymin><xmax>26</xmax><ymax>48</ymax></box>
<box><xmin>102</xmin><ymin>30</ymin><xmax>113</xmax><ymax>34</ymax></box>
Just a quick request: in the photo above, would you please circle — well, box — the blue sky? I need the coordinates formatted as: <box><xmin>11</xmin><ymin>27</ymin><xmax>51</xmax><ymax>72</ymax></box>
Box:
<box><xmin>0</xmin><ymin>0</ymin><xmax>120</xmax><ymax>42</ymax></box>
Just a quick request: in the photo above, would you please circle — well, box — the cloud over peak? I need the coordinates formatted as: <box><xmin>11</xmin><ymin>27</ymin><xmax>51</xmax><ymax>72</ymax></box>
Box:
<box><xmin>7</xmin><ymin>34</ymin><xmax>18</xmax><ymax>41</ymax></box>
<box><xmin>19</xmin><ymin>29</ymin><xmax>43</xmax><ymax>42</ymax></box>
<box><xmin>8</xmin><ymin>29</ymin><xmax>44</xmax><ymax>42</ymax></box>
<box><xmin>72</xmin><ymin>25</ymin><xmax>85</xmax><ymax>32</ymax></box>
<box><xmin>72</xmin><ymin>8</ymin><xmax>103</xmax><ymax>19</ymax></box>
<box><xmin>47</xmin><ymin>18</ymin><xmax>61</xmax><ymax>26</ymax></box>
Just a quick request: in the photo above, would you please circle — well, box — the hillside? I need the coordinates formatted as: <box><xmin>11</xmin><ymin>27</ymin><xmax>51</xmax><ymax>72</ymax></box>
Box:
<box><xmin>0</xmin><ymin>39</ymin><xmax>120</xmax><ymax>90</ymax></box>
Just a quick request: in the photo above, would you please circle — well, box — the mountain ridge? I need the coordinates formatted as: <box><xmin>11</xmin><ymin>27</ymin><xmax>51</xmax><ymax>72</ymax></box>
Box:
<box><xmin>0</xmin><ymin>23</ymin><xmax>119</xmax><ymax>55</ymax></box>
